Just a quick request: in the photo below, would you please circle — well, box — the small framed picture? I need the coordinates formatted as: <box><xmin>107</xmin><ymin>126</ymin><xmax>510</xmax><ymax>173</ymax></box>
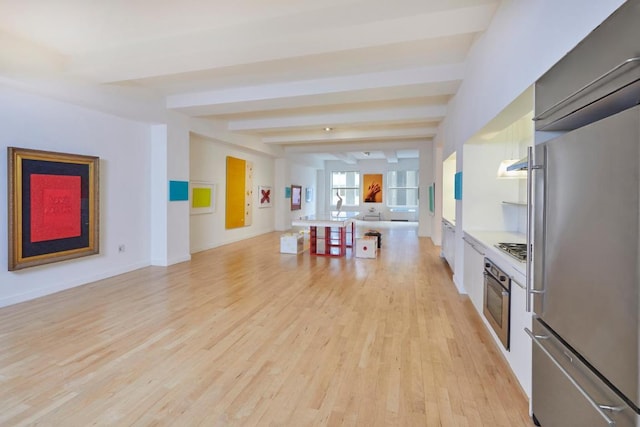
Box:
<box><xmin>190</xmin><ymin>181</ymin><xmax>216</xmax><ymax>214</ymax></box>
<box><xmin>258</xmin><ymin>185</ymin><xmax>272</xmax><ymax>208</ymax></box>
<box><xmin>291</xmin><ymin>185</ymin><xmax>302</xmax><ymax>210</ymax></box>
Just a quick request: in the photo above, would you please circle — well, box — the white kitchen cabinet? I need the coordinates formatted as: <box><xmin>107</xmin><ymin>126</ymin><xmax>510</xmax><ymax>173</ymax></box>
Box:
<box><xmin>462</xmin><ymin>235</ymin><xmax>485</xmax><ymax>313</ymax></box>
<box><xmin>484</xmin><ymin>255</ymin><xmax>531</xmax><ymax>399</ymax></box>
<box><xmin>508</xmin><ymin>273</ymin><xmax>532</xmax><ymax>398</ymax></box>
<box><xmin>462</xmin><ymin>231</ymin><xmax>532</xmax><ymax>398</ymax></box>
<box><xmin>441</xmin><ymin>220</ymin><xmax>455</xmax><ymax>270</ymax></box>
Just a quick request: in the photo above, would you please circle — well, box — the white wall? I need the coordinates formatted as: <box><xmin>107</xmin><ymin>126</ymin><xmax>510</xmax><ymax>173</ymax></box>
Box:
<box><xmin>166</xmin><ymin>114</ymin><xmax>192</xmax><ymax>265</ymax></box>
<box><xmin>417</xmin><ymin>140</ymin><xmax>434</xmax><ymax>237</ymax></box>
<box><xmin>463</xmin><ymin>143</ymin><xmax>521</xmax><ymax>231</ymax></box>
<box><xmin>270</xmin><ymin>158</ymin><xmax>319</xmax><ymax>231</ymax></box>
<box><xmin>288</xmin><ymin>162</ymin><xmax>318</xmax><ymax>223</ymax></box>
<box><xmin>324</xmin><ymin>158</ymin><xmax>420</xmax><ymax>221</ymax></box>
<box><xmin>150</xmin><ymin>124</ymin><xmax>168</xmax><ymax>265</ymax></box>
<box><xmin>316</xmin><ymin>169</ymin><xmax>326</xmax><ymax>215</ymax></box>
<box><xmin>441</xmin><ymin>153</ymin><xmax>456</xmax><ymax>223</ymax></box>
<box><xmin>0</xmin><ymin>85</ymin><xmax>151</xmax><ymax>307</ymax></box>
<box><xmin>148</xmin><ymin>113</ymin><xmax>192</xmax><ymax>267</ymax></box>
<box><xmin>430</xmin><ymin>145</ymin><xmax>443</xmax><ymax>245</ymax></box>
<box><xmin>189</xmin><ymin>134</ymin><xmax>276</xmax><ymax>252</ymax></box>
<box><xmin>434</xmin><ymin>0</ymin><xmax>625</xmax><ymax>290</ymax></box>
<box><xmin>439</xmin><ymin>0</ymin><xmax>625</xmax><ymax>158</ymax></box>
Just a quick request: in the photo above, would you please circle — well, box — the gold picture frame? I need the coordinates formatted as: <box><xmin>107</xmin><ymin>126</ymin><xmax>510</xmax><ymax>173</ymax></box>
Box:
<box><xmin>8</xmin><ymin>147</ymin><xmax>100</xmax><ymax>271</ymax></box>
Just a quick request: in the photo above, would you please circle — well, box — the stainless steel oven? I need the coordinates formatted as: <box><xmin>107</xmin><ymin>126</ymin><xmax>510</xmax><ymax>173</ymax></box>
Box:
<box><xmin>483</xmin><ymin>258</ymin><xmax>510</xmax><ymax>350</ymax></box>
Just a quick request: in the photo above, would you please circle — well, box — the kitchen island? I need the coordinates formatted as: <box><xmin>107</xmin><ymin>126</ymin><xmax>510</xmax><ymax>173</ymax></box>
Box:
<box><xmin>292</xmin><ymin>212</ymin><xmax>357</xmax><ymax>257</ymax></box>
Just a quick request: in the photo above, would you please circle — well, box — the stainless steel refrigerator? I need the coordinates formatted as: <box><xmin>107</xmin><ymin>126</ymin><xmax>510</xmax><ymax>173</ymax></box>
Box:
<box><xmin>527</xmin><ymin>104</ymin><xmax>640</xmax><ymax>426</ymax></box>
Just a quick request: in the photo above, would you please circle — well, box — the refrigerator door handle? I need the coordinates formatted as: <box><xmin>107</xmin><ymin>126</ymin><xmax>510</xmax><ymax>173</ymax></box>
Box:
<box><xmin>598</xmin><ymin>405</ymin><xmax>625</xmax><ymax>413</ymax></box>
<box><xmin>526</xmin><ymin>146</ymin><xmax>533</xmax><ymax>312</ymax></box>
<box><xmin>531</xmin><ymin>333</ymin><xmax>550</xmax><ymax>340</ymax></box>
<box><xmin>533</xmin><ymin>56</ymin><xmax>640</xmax><ymax>122</ymax></box>
<box><xmin>525</xmin><ymin>328</ymin><xmax>617</xmax><ymax>426</ymax></box>
<box><xmin>526</xmin><ymin>146</ymin><xmax>545</xmax><ymax>312</ymax></box>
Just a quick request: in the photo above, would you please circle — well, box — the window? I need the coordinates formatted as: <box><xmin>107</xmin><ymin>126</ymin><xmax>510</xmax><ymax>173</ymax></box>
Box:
<box><xmin>387</xmin><ymin>170</ymin><xmax>418</xmax><ymax>207</ymax></box>
<box><xmin>331</xmin><ymin>171</ymin><xmax>360</xmax><ymax>207</ymax></box>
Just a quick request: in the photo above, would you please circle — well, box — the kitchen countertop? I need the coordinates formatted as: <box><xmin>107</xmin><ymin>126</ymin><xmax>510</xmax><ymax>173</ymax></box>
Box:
<box><xmin>292</xmin><ymin>212</ymin><xmax>358</xmax><ymax>228</ymax></box>
<box><xmin>463</xmin><ymin>230</ymin><xmax>527</xmax><ymax>278</ymax></box>
<box><xmin>442</xmin><ymin>217</ymin><xmax>455</xmax><ymax>226</ymax></box>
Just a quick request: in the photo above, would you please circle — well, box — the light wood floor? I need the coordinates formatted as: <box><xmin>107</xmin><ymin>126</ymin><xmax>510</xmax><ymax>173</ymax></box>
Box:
<box><xmin>0</xmin><ymin>223</ymin><xmax>534</xmax><ymax>426</ymax></box>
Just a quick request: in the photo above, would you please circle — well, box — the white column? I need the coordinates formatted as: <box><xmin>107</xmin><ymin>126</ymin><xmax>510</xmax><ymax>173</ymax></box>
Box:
<box><xmin>274</xmin><ymin>158</ymin><xmax>290</xmax><ymax>231</ymax></box>
<box><xmin>149</xmin><ymin>114</ymin><xmax>192</xmax><ymax>266</ymax></box>
<box><xmin>150</xmin><ymin>124</ymin><xmax>168</xmax><ymax>265</ymax></box>
<box><xmin>166</xmin><ymin>114</ymin><xmax>191</xmax><ymax>264</ymax></box>
<box><xmin>418</xmin><ymin>140</ymin><xmax>433</xmax><ymax>237</ymax></box>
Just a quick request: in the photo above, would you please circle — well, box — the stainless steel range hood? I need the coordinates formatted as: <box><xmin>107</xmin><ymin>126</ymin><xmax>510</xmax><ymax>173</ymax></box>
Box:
<box><xmin>506</xmin><ymin>156</ymin><xmax>528</xmax><ymax>171</ymax></box>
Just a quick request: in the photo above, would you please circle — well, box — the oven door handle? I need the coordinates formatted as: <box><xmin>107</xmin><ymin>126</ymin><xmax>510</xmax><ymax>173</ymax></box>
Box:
<box><xmin>484</xmin><ymin>271</ymin><xmax>509</xmax><ymax>291</ymax></box>
<box><xmin>525</xmin><ymin>328</ymin><xmax>617</xmax><ymax>426</ymax></box>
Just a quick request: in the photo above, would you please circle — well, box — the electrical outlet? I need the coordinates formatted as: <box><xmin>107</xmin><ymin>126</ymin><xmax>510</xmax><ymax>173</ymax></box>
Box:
<box><xmin>118</xmin><ymin>244</ymin><xmax>126</xmax><ymax>253</ymax></box>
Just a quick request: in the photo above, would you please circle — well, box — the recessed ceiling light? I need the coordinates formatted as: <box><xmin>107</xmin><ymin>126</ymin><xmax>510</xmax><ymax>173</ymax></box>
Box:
<box><xmin>324</xmin><ymin>127</ymin><xmax>333</xmax><ymax>131</ymax></box>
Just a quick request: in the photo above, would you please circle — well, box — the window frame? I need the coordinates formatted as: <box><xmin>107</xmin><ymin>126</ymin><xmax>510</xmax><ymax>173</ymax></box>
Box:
<box><xmin>330</xmin><ymin>170</ymin><xmax>361</xmax><ymax>208</ymax></box>
<box><xmin>386</xmin><ymin>170</ymin><xmax>419</xmax><ymax>208</ymax></box>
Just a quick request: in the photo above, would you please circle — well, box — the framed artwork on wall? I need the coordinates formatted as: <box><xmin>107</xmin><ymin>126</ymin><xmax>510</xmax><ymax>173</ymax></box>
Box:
<box><xmin>169</xmin><ymin>180</ymin><xmax>189</xmax><ymax>201</ymax></box>
<box><xmin>225</xmin><ymin>156</ymin><xmax>253</xmax><ymax>229</ymax></box>
<box><xmin>305</xmin><ymin>187</ymin><xmax>313</xmax><ymax>203</ymax></box>
<box><xmin>258</xmin><ymin>185</ymin><xmax>272</xmax><ymax>208</ymax></box>
<box><xmin>291</xmin><ymin>185</ymin><xmax>302</xmax><ymax>210</ymax></box>
<box><xmin>363</xmin><ymin>173</ymin><xmax>383</xmax><ymax>203</ymax></box>
<box><xmin>454</xmin><ymin>171</ymin><xmax>462</xmax><ymax>200</ymax></box>
<box><xmin>190</xmin><ymin>181</ymin><xmax>216</xmax><ymax>214</ymax></box>
<box><xmin>7</xmin><ymin>147</ymin><xmax>100</xmax><ymax>271</ymax></box>
<box><xmin>428</xmin><ymin>182</ymin><xmax>435</xmax><ymax>216</ymax></box>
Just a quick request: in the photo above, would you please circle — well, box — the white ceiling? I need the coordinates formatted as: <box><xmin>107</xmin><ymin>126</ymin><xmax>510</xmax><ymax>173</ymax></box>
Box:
<box><xmin>0</xmin><ymin>0</ymin><xmax>500</xmax><ymax>163</ymax></box>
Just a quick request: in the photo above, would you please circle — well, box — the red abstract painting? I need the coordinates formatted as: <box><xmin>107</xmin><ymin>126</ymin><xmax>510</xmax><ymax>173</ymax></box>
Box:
<box><xmin>258</xmin><ymin>185</ymin><xmax>272</xmax><ymax>208</ymax></box>
<box><xmin>30</xmin><ymin>174</ymin><xmax>81</xmax><ymax>242</ymax></box>
<box><xmin>261</xmin><ymin>188</ymin><xmax>271</xmax><ymax>204</ymax></box>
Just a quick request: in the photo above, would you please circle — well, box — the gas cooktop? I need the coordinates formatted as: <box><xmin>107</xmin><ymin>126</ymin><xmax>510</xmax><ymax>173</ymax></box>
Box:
<box><xmin>495</xmin><ymin>242</ymin><xmax>527</xmax><ymax>262</ymax></box>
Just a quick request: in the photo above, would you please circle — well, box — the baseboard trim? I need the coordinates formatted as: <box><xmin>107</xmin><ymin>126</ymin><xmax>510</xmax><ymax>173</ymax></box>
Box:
<box><xmin>0</xmin><ymin>261</ymin><xmax>150</xmax><ymax>308</ymax></box>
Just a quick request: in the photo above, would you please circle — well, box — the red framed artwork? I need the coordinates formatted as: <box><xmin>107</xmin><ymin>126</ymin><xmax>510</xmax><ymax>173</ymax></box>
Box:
<box><xmin>8</xmin><ymin>147</ymin><xmax>100</xmax><ymax>271</ymax></box>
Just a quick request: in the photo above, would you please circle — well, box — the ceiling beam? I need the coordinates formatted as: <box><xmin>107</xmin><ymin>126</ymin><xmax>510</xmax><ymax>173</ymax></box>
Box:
<box><xmin>228</xmin><ymin>105</ymin><xmax>446</xmax><ymax>132</ymax></box>
<box><xmin>175</xmin><ymin>82</ymin><xmax>459</xmax><ymax>116</ymax></box>
<box><xmin>167</xmin><ymin>64</ymin><xmax>462</xmax><ymax>114</ymax></box>
<box><xmin>330</xmin><ymin>152</ymin><xmax>357</xmax><ymax>165</ymax></box>
<box><xmin>384</xmin><ymin>150</ymin><xmax>399</xmax><ymax>163</ymax></box>
<box><xmin>68</xmin><ymin>4</ymin><xmax>495</xmax><ymax>83</ymax></box>
<box><xmin>262</xmin><ymin>126</ymin><xmax>438</xmax><ymax>144</ymax></box>
<box><xmin>283</xmin><ymin>139</ymin><xmax>431</xmax><ymax>154</ymax></box>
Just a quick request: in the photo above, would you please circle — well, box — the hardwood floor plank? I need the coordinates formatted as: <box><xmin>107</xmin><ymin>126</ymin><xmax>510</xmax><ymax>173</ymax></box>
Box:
<box><xmin>0</xmin><ymin>223</ymin><xmax>534</xmax><ymax>426</ymax></box>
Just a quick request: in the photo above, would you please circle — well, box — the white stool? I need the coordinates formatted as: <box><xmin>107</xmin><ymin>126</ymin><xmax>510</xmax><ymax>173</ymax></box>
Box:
<box><xmin>355</xmin><ymin>237</ymin><xmax>377</xmax><ymax>258</ymax></box>
<box><xmin>280</xmin><ymin>233</ymin><xmax>304</xmax><ymax>254</ymax></box>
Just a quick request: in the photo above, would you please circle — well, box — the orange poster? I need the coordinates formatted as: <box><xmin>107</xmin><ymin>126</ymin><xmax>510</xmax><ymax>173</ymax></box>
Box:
<box><xmin>363</xmin><ymin>174</ymin><xmax>382</xmax><ymax>203</ymax></box>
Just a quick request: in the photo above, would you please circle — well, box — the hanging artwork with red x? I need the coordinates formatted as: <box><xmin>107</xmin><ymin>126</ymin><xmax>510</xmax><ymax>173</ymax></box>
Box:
<box><xmin>258</xmin><ymin>185</ymin><xmax>272</xmax><ymax>208</ymax></box>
